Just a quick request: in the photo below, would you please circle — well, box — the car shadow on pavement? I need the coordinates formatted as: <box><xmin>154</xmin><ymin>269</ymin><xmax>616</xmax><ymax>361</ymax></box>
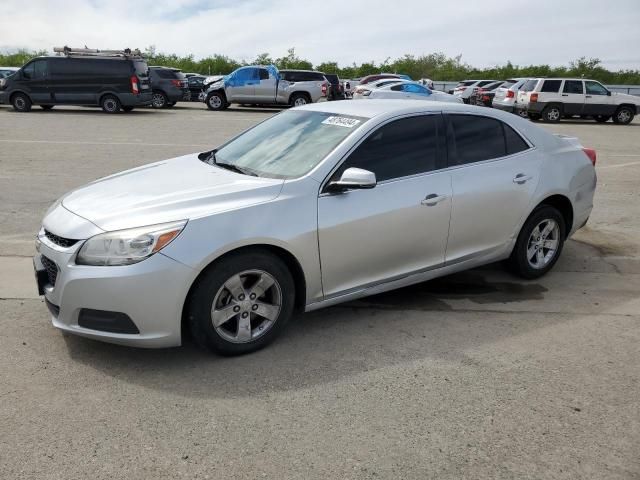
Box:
<box><xmin>61</xmin><ymin>263</ymin><xmax>568</xmax><ymax>400</ymax></box>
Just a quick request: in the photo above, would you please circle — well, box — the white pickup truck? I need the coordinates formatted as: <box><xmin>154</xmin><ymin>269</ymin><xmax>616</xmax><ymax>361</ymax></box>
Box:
<box><xmin>203</xmin><ymin>65</ymin><xmax>328</xmax><ymax>111</ymax></box>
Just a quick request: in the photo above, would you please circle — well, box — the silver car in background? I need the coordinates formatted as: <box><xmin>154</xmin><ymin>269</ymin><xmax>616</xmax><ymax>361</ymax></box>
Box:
<box><xmin>35</xmin><ymin>101</ymin><xmax>596</xmax><ymax>355</ymax></box>
<box><xmin>492</xmin><ymin>78</ymin><xmax>529</xmax><ymax>114</ymax></box>
<box><xmin>354</xmin><ymin>80</ymin><xmax>462</xmax><ymax>103</ymax></box>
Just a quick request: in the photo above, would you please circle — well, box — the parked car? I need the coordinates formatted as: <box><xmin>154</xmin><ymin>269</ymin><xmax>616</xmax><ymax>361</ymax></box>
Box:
<box><xmin>0</xmin><ymin>48</ymin><xmax>152</xmax><ymax>113</ymax></box>
<box><xmin>186</xmin><ymin>75</ymin><xmax>207</xmax><ymax>102</ymax></box>
<box><xmin>492</xmin><ymin>78</ymin><xmax>529</xmax><ymax>114</ymax></box>
<box><xmin>324</xmin><ymin>73</ymin><xmax>345</xmax><ymax>100</ymax></box>
<box><xmin>470</xmin><ymin>81</ymin><xmax>505</xmax><ymax>107</ymax></box>
<box><xmin>0</xmin><ymin>66</ymin><xmax>18</xmax><ymax>78</ymax></box>
<box><xmin>358</xmin><ymin>73</ymin><xmax>409</xmax><ymax>86</ymax></box>
<box><xmin>352</xmin><ymin>78</ymin><xmax>404</xmax><ymax>98</ymax></box>
<box><xmin>148</xmin><ymin>66</ymin><xmax>190</xmax><ymax>108</ymax></box>
<box><xmin>452</xmin><ymin>80</ymin><xmax>499</xmax><ymax>103</ymax></box>
<box><xmin>203</xmin><ymin>65</ymin><xmax>327</xmax><ymax>110</ymax></box>
<box><xmin>518</xmin><ymin>78</ymin><xmax>639</xmax><ymax>124</ymax></box>
<box><xmin>33</xmin><ymin>100</ymin><xmax>596</xmax><ymax>355</ymax></box>
<box><xmin>354</xmin><ymin>80</ymin><xmax>461</xmax><ymax>103</ymax></box>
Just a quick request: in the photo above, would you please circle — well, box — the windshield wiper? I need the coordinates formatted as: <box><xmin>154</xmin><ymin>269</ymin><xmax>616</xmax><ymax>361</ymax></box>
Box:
<box><xmin>199</xmin><ymin>149</ymin><xmax>258</xmax><ymax>176</ymax></box>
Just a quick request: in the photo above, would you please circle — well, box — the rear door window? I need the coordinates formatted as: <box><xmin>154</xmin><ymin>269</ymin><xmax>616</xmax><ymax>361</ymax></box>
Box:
<box><xmin>540</xmin><ymin>80</ymin><xmax>562</xmax><ymax>92</ymax></box>
<box><xmin>563</xmin><ymin>80</ymin><xmax>584</xmax><ymax>94</ymax></box>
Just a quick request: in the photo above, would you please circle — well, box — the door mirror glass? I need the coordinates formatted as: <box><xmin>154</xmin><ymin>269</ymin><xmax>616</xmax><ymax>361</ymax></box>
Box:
<box><xmin>327</xmin><ymin>168</ymin><xmax>376</xmax><ymax>192</ymax></box>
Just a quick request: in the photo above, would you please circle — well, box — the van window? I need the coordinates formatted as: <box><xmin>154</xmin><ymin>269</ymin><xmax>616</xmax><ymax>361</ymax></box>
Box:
<box><xmin>23</xmin><ymin>60</ymin><xmax>47</xmax><ymax>80</ymax></box>
<box><xmin>540</xmin><ymin>80</ymin><xmax>562</xmax><ymax>92</ymax></box>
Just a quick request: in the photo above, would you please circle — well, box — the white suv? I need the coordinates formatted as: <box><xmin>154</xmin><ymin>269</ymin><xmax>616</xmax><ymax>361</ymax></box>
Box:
<box><xmin>518</xmin><ymin>78</ymin><xmax>639</xmax><ymax>124</ymax></box>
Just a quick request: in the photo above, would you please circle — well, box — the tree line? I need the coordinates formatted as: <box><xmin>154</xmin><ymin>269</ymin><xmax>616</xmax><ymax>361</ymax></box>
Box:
<box><xmin>2</xmin><ymin>47</ymin><xmax>639</xmax><ymax>84</ymax></box>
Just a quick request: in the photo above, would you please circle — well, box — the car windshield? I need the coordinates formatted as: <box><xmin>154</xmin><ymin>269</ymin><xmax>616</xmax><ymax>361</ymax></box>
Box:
<box><xmin>213</xmin><ymin>110</ymin><xmax>366</xmax><ymax>179</ymax></box>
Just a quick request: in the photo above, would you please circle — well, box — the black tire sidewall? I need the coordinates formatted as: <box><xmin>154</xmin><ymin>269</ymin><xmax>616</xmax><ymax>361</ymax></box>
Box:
<box><xmin>101</xmin><ymin>95</ymin><xmax>121</xmax><ymax>113</ymax></box>
<box><xmin>289</xmin><ymin>93</ymin><xmax>308</xmax><ymax>107</ymax></box>
<box><xmin>152</xmin><ymin>91</ymin><xmax>167</xmax><ymax>109</ymax></box>
<box><xmin>542</xmin><ymin>105</ymin><xmax>562</xmax><ymax>123</ymax></box>
<box><xmin>188</xmin><ymin>251</ymin><xmax>296</xmax><ymax>355</ymax></box>
<box><xmin>509</xmin><ymin>206</ymin><xmax>566</xmax><ymax>279</ymax></box>
<box><xmin>206</xmin><ymin>93</ymin><xmax>224</xmax><ymax>110</ymax></box>
<box><xmin>613</xmin><ymin>107</ymin><xmax>634</xmax><ymax>125</ymax></box>
<box><xmin>12</xmin><ymin>93</ymin><xmax>31</xmax><ymax>112</ymax></box>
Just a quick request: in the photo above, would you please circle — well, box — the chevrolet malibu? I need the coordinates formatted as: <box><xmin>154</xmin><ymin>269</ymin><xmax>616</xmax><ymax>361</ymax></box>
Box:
<box><xmin>35</xmin><ymin>101</ymin><xmax>597</xmax><ymax>355</ymax></box>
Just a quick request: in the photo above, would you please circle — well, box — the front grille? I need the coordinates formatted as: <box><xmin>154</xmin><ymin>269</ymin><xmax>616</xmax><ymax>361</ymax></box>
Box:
<box><xmin>40</xmin><ymin>255</ymin><xmax>59</xmax><ymax>286</ymax></box>
<box><xmin>44</xmin><ymin>229</ymin><xmax>79</xmax><ymax>248</ymax></box>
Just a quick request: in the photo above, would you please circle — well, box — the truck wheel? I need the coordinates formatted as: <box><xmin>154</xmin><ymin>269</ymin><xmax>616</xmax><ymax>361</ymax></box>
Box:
<box><xmin>11</xmin><ymin>93</ymin><xmax>32</xmax><ymax>112</ymax></box>
<box><xmin>100</xmin><ymin>95</ymin><xmax>121</xmax><ymax>113</ymax></box>
<box><xmin>289</xmin><ymin>93</ymin><xmax>310</xmax><ymax>107</ymax></box>
<box><xmin>612</xmin><ymin>106</ymin><xmax>634</xmax><ymax>125</ymax></box>
<box><xmin>206</xmin><ymin>92</ymin><xmax>226</xmax><ymax>111</ymax></box>
<box><xmin>542</xmin><ymin>105</ymin><xmax>562</xmax><ymax>123</ymax></box>
<box><xmin>152</xmin><ymin>91</ymin><xmax>168</xmax><ymax>109</ymax></box>
<box><xmin>594</xmin><ymin>115</ymin><xmax>610</xmax><ymax>123</ymax></box>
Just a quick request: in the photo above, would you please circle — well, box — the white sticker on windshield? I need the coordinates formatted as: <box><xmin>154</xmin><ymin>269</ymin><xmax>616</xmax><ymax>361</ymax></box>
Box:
<box><xmin>322</xmin><ymin>116</ymin><xmax>361</xmax><ymax>128</ymax></box>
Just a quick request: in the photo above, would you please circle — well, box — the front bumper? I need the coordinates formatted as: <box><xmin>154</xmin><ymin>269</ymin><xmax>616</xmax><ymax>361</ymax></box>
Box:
<box><xmin>35</xmin><ymin>228</ymin><xmax>195</xmax><ymax>348</ymax></box>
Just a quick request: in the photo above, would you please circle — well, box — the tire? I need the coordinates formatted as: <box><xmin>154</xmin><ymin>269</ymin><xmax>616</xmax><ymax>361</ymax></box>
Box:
<box><xmin>122</xmin><ymin>106</ymin><xmax>134</xmax><ymax>112</ymax></box>
<box><xmin>188</xmin><ymin>250</ymin><xmax>296</xmax><ymax>356</ymax></box>
<box><xmin>206</xmin><ymin>92</ymin><xmax>226</xmax><ymax>111</ymax></box>
<box><xmin>39</xmin><ymin>105</ymin><xmax>54</xmax><ymax>110</ymax></box>
<box><xmin>151</xmin><ymin>91</ymin><xmax>168</xmax><ymax>109</ymax></box>
<box><xmin>612</xmin><ymin>106</ymin><xmax>634</xmax><ymax>125</ymax></box>
<box><xmin>508</xmin><ymin>205</ymin><xmax>566</xmax><ymax>279</ymax></box>
<box><xmin>100</xmin><ymin>94</ymin><xmax>121</xmax><ymax>113</ymax></box>
<box><xmin>11</xmin><ymin>93</ymin><xmax>32</xmax><ymax>112</ymax></box>
<box><xmin>542</xmin><ymin>105</ymin><xmax>562</xmax><ymax>123</ymax></box>
<box><xmin>527</xmin><ymin>113</ymin><xmax>541</xmax><ymax>121</ymax></box>
<box><xmin>594</xmin><ymin>115</ymin><xmax>610</xmax><ymax>123</ymax></box>
<box><xmin>289</xmin><ymin>92</ymin><xmax>310</xmax><ymax>107</ymax></box>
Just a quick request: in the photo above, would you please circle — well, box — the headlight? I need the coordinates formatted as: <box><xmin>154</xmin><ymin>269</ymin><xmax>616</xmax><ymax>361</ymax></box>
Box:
<box><xmin>76</xmin><ymin>220</ymin><xmax>187</xmax><ymax>266</ymax></box>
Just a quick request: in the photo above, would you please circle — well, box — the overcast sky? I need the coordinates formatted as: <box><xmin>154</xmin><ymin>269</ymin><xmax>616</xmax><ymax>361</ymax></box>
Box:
<box><xmin>1</xmin><ymin>0</ymin><xmax>639</xmax><ymax>70</ymax></box>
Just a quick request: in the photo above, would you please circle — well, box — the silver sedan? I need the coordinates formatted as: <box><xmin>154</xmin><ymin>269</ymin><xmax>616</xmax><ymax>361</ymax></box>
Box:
<box><xmin>35</xmin><ymin>101</ymin><xmax>596</xmax><ymax>355</ymax></box>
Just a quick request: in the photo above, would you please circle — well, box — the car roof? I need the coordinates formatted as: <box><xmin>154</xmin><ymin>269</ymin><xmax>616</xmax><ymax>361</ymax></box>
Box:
<box><xmin>299</xmin><ymin>99</ymin><xmax>492</xmax><ymax>118</ymax></box>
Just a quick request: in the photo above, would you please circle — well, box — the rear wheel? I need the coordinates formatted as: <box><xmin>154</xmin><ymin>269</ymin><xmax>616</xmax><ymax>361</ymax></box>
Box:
<box><xmin>11</xmin><ymin>93</ymin><xmax>32</xmax><ymax>112</ymax></box>
<box><xmin>39</xmin><ymin>105</ymin><xmax>54</xmax><ymax>110</ymax></box>
<box><xmin>188</xmin><ymin>250</ymin><xmax>295</xmax><ymax>355</ymax></box>
<box><xmin>542</xmin><ymin>105</ymin><xmax>562</xmax><ymax>123</ymax></box>
<box><xmin>508</xmin><ymin>206</ymin><xmax>566</xmax><ymax>279</ymax></box>
<box><xmin>151</xmin><ymin>91</ymin><xmax>168</xmax><ymax>109</ymax></box>
<box><xmin>289</xmin><ymin>92</ymin><xmax>310</xmax><ymax>107</ymax></box>
<box><xmin>206</xmin><ymin>92</ymin><xmax>226</xmax><ymax>111</ymax></box>
<box><xmin>594</xmin><ymin>115</ymin><xmax>610</xmax><ymax>123</ymax></box>
<box><xmin>100</xmin><ymin>95</ymin><xmax>121</xmax><ymax>113</ymax></box>
<box><xmin>612</xmin><ymin>106</ymin><xmax>634</xmax><ymax>125</ymax></box>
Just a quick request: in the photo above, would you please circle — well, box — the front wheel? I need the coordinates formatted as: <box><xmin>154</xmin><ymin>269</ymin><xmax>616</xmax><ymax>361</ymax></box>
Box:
<box><xmin>188</xmin><ymin>250</ymin><xmax>295</xmax><ymax>355</ymax></box>
<box><xmin>11</xmin><ymin>93</ymin><xmax>32</xmax><ymax>112</ymax></box>
<box><xmin>206</xmin><ymin>92</ymin><xmax>226</xmax><ymax>111</ymax></box>
<box><xmin>508</xmin><ymin>206</ymin><xmax>566</xmax><ymax>279</ymax></box>
<box><xmin>612</xmin><ymin>106</ymin><xmax>634</xmax><ymax>125</ymax></box>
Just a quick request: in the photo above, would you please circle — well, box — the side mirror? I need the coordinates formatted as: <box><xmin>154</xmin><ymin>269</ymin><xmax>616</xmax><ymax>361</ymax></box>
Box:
<box><xmin>607</xmin><ymin>91</ymin><xmax>612</xmax><ymax>96</ymax></box>
<box><xmin>326</xmin><ymin>167</ymin><xmax>376</xmax><ymax>193</ymax></box>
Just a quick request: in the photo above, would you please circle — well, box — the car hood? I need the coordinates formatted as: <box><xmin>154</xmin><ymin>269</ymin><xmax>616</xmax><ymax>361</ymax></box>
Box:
<box><xmin>61</xmin><ymin>153</ymin><xmax>285</xmax><ymax>232</ymax></box>
<box><xmin>611</xmin><ymin>92</ymin><xmax>640</xmax><ymax>104</ymax></box>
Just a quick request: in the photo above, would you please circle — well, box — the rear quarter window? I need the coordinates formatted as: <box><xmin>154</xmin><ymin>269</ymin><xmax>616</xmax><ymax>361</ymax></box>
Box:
<box><xmin>522</xmin><ymin>79</ymin><xmax>538</xmax><ymax>92</ymax></box>
<box><xmin>540</xmin><ymin>80</ymin><xmax>562</xmax><ymax>92</ymax></box>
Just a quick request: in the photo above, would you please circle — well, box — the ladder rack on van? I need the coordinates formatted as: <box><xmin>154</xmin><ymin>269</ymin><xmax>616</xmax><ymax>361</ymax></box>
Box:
<box><xmin>53</xmin><ymin>46</ymin><xmax>144</xmax><ymax>59</ymax></box>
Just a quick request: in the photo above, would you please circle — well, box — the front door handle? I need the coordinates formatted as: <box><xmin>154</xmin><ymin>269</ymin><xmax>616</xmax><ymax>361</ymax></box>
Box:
<box><xmin>513</xmin><ymin>173</ymin><xmax>533</xmax><ymax>184</ymax></box>
<box><xmin>421</xmin><ymin>194</ymin><xmax>448</xmax><ymax>206</ymax></box>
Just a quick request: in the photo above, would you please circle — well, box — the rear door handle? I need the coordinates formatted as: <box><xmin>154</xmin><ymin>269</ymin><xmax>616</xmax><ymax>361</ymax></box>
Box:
<box><xmin>513</xmin><ymin>173</ymin><xmax>533</xmax><ymax>184</ymax></box>
<box><xmin>421</xmin><ymin>194</ymin><xmax>448</xmax><ymax>206</ymax></box>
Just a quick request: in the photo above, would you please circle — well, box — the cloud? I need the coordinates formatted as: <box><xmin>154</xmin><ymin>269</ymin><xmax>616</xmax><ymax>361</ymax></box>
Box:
<box><xmin>1</xmin><ymin>0</ymin><xmax>639</xmax><ymax>70</ymax></box>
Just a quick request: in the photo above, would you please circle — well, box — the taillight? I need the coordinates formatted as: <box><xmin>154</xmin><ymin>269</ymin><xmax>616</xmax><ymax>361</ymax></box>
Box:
<box><xmin>506</xmin><ymin>90</ymin><xmax>515</xmax><ymax>98</ymax></box>
<box><xmin>530</xmin><ymin>93</ymin><xmax>538</xmax><ymax>103</ymax></box>
<box><xmin>321</xmin><ymin>83</ymin><xmax>327</xmax><ymax>96</ymax></box>
<box><xmin>170</xmin><ymin>79</ymin><xmax>182</xmax><ymax>87</ymax></box>
<box><xmin>482</xmin><ymin>95</ymin><xmax>490</xmax><ymax>101</ymax></box>
<box><xmin>583</xmin><ymin>147</ymin><xmax>597</xmax><ymax>166</ymax></box>
<box><xmin>130</xmin><ymin>75</ymin><xmax>139</xmax><ymax>94</ymax></box>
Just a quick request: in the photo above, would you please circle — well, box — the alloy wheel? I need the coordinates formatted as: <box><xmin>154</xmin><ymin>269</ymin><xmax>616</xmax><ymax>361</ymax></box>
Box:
<box><xmin>211</xmin><ymin>270</ymin><xmax>282</xmax><ymax>343</ymax></box>
<box><xmin>526</xmin><ymin>219</ymin><xmax>560</xmax><ymax>269</ymax></box>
